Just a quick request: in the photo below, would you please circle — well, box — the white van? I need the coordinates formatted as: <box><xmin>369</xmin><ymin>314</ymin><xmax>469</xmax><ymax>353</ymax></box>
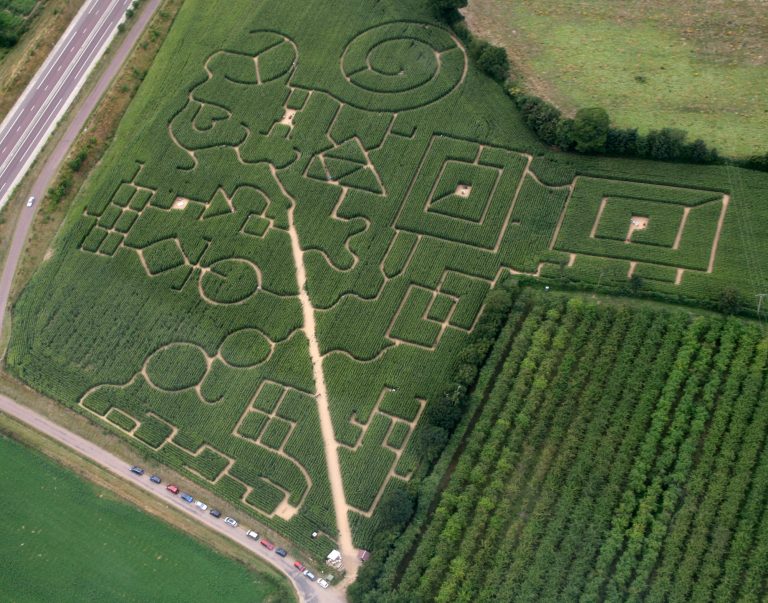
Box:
<box><xmin>246</xmin><ymin>530</ymin><xmax>259</xmax><ymax>540</ymax></box>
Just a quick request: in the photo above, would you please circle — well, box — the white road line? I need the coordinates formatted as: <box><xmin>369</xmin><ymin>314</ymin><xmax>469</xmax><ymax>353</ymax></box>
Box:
<box><xmin>0</xmin><ymin>0</ymin><xmax>99</xmax><ymax>153</ymax></box>
<box><xmin>0</xmin><ymin>0</ymin><xmax>128</xmax><ymax>205</ymax></box>
<box><xmin>0</xmin><ymin>0</ymin><xmax>118</xmax><ymax>181</ymax></box>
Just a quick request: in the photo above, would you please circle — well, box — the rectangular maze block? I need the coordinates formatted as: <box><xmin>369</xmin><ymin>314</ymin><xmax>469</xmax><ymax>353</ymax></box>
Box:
<box><xmin>396</xmin><ymin>135</ymin><xmax>528</xmax><ymax>249</ymax></box>
<box><xmin>555</xmin><ymin>177</ymin><xmax>727</xmax><ymax>272</ymax></box>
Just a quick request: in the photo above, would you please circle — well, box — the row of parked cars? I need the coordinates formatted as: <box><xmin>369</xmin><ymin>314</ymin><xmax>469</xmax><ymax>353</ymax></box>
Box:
<box><xmin>129</xmin><ymin>466</ymin><xmax>329</xmax><ymax>589</ymax></box>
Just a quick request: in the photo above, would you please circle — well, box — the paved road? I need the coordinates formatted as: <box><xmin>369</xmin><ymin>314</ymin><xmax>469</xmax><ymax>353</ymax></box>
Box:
<box><xmin>0</xmin><ymin>0</ymin><xmax>133</xmax><ymax>208</ymax></box>
<box><xmin>0</xmin><ymin>0</ymin><xmax>160</xmax><ymax>340</ymax></box>
<box><xmin>0</xmin><ymin>2</ymin><xmax>346</xmax><ymax>602</ymax></box>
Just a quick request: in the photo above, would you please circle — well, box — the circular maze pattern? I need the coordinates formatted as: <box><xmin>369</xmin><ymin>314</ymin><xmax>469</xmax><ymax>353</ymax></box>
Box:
<box><xmin>199</xmin><ymin>259</ymin><xmax>260</xmax><ymax>305</ymax></box>
<box><xmin>340</xmin><ymin>22</ymin><xmax>466</xmax><ymax>111</ymax></box>
<box><xmin>146</xmin><ymin>343</ymin><xmax>208</xmax><ymax>391</ymax></box>
<box><xmin>219</xmin><ymin>328</ymin><xmax>272</xmax><ymax>367</ymax></box>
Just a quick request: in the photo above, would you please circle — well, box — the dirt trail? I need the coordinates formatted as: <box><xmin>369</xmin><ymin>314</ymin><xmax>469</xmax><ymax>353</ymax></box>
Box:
<box><xmin>272</xmin><ymin>167</ymin><xmax>360</xmax><ymax>583</ymax></box>
<box><xmin>708</xmin><ymin>194</ymin><xmax>730</xmax><ymax>273</ymax></box>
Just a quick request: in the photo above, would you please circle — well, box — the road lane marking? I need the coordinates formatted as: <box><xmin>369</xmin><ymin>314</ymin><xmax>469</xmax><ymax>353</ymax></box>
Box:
<box><xmin>0</xmin><ymin>0</ymin><xmax>99</xmax><ymax>159</ymax></box>
<box><xmin>0</xmin><ymin>0</ymin><xmax>138</xmax><ymax>207</ymax></box>
<box><xmin>0</xmin><ymin>0</ymin><xmax>118</xmax><ymax>180</ymax></box>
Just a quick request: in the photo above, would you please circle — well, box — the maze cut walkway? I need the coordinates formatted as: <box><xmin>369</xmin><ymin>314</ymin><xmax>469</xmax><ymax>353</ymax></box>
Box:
<box><xmin>273</xmin><ymin>167</ymin><xmax>360</xmax><ymax>582</ymax></box>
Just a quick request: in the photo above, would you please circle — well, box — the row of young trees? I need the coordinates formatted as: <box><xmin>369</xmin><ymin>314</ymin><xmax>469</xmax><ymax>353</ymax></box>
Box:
<box><xmin>353</xmin><ymin>291</ymin><xmax>768</xmax><ymax>602</ymax></box>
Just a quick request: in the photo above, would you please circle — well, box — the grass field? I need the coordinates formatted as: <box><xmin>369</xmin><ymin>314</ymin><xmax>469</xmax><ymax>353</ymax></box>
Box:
<box><xmin>464</xmin><ymin>0</ymin><xmax>768</xmax><ymax>158</ymax></box>
<box><xmin>360</xmin><ymin>290</ymin><xmax>768</xmax><ymax>602</ymax></box>
<box><xmin>0</xmin><ymin>434</ymin><xmax>293</xmax><ymax>602</ymax></box>
<box><xmin>6</xmin><ymin>0</ymin><xmax>768</xmax><ymax>561</ymax></box>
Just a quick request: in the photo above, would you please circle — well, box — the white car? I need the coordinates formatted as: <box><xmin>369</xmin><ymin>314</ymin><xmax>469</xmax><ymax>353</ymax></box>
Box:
<box><xmin>26</xmin><ymin>196</ymin><xmax>35</xmax><ymax>207</ymax></box>
<box><xmin>303</xmin><ymin>569</ymin><xmax>315</xmax><ymax>580</ymax></box>
<box><xmin>317</xmin><ymin>578</ymin><xmax>329</xmax><ymax>589</ymax></box>
<box><xmin>194</xmin><ymin>500</ymin><xmax>208</xmax><ymax>511</ymax></box>
<box><xmin>224</xmin><ymin>516</ymin><xmax>238</xmax><ymax>527</ymax></box>
<box><xmin>246</xmin><ymin>530</ymin><xmax>258</xmax><ymax>540</ymax></box>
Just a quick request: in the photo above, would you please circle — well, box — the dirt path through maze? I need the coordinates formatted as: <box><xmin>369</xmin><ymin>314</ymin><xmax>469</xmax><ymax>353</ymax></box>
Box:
<box><xmin>272</xmin><ymin>167</ymin><xmax>360</xmax><ymax>582</ymax></box>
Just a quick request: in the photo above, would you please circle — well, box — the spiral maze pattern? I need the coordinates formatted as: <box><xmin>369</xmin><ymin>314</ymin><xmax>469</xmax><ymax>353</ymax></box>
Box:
<box><xmin>340</xmin><ymin>22</ymin><xmax>467</xmax><ymax>111</ymax></box>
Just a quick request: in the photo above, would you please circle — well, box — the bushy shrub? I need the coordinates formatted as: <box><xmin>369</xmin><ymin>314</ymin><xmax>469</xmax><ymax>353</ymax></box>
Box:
<box><xmin>0</xmin><ymin>11</ymin><xmax>24</xmax><ymax>48</ymax></box>
<box><xmin>474</xmin><ymin>42</ymin><xmax>509</xmax><ymax>82</ymax></box>
<box><xmin>428</xmin><ymin>0</ymin><xmax>467</xmax><ymax>19</ymax></box>
<box><xmin>572</xmin><ymin>107</ymin><xmax>610</xmax><ymax>153</ymax></box>
<box><xmin>737</xmin><ymin>152</ymin><xmax>768</xmax><ymax>172</ymax></box>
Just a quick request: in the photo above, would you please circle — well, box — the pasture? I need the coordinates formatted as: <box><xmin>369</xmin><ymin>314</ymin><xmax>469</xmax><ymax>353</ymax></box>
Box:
<box><xmin>464</xmin><ymin>0</ymin><xmax>768</xmax><ymax>157</ymax></box>
<box><xmin>0</xmin><ymin>434</ymin><xmax>293</xmax><ymax>602</ymax></box>
<box><xmin>363</xmin><ymin>291</ymin><xmax>768</xmax><ymax>602</ymax></box>
<box><xmin>6</xmin><ymin>0</ymin><xmax>768</xmax><ymax>560</ymax></box>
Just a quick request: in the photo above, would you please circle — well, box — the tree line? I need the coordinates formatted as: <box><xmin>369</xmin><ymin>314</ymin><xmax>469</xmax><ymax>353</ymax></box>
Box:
<box><xmin>428</xmin><ymin>0</ymin><xmax>768</xmax><ymax>172</ymax></box>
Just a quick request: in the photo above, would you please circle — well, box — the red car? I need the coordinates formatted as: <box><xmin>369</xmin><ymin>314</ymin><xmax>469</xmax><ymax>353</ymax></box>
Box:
<box><xmin>294</xmin><ymin>561</ymin><xmax>305</xmax><ymax>572</ymax></box>
<box><xmin>166</xmin><ymin>484</ymin><xmax>179</xmax><ymax>495</ymax></box>
<box><xmin>260</xmin><ymin>539</ymin><xmax>274</xmax><ymax>551</ymax></box>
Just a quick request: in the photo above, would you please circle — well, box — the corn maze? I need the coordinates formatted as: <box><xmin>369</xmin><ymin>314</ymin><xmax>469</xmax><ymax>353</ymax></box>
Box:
<box><xmin>7</xmin><ymin>0</ymin><xmax>768</xmax><ymax>565</ymax></box>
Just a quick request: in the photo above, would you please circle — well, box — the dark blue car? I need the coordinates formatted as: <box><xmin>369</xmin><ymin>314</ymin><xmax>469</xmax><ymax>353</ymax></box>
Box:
<box><xmin>275</xmin><ymin>548</ymin><xmax>287</xmax><ymax>557</ymax></box>
<box><xmin>180</xmin><ymin>493</ymin><xmax>194</xmax><ymax>503</ymax></box>
<box><xmin>149</xmin><ymin>475</ymin><xmax>161</xmax><ymax>484</ymax></box>
<box><xmin>130</xmin><ymin>466</ymin><xmax>144</xmax><ymax>476</ymax></box>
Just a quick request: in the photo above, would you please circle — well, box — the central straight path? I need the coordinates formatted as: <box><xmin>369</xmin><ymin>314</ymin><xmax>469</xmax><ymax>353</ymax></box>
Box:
<box><xmin>274</xmin><ymin>166</ymin><xmax>361</xmax><ymax>583</ymax></box>
<box><xmin>0</xmin><ymin>3</ymin><xmax>345</xmax><ymax>602</ymax></box>
<box><xmin>0</xmin><ymin>0</ymin><xmax>133</xmax><ymax>208</ymax></box>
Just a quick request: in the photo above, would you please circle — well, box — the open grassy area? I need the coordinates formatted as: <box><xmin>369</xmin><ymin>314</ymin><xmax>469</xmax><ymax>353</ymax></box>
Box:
<box><xmin>464</xmin><ymin>0</ymin><xmax>768</xmax><ymax>158</ymax></box>
<box><xmin>5</xmin><ymin>0</ymin><xmax>768</xmax><ymax>564</ymax></box>
<box><xmin>0</xmin><ymin>433</ymin><xmax>293</xmax><ymax>602</ymax></box>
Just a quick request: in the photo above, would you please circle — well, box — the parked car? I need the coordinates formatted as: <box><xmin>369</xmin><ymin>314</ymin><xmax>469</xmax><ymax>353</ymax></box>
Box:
<box><xmin>149</xmin><ymin>475</ymin><xmax>161</xmax><ymax>484</ymax></box>
<box><xmin>209</xmin><ymin>508</ymin><xmax>221</xmax><ymax>518</ymax></box>
<box><xmin>180</xmin><ymin>493</ymin><xmax>194</xmax><ymax>503</ymax></box>
<box><xmin>130</xmin><ymin>466</ymin><xmax>144</xmax><ymax>475</ymax></box>
<box><xmin>260</xmin><ymin>539</ymin><xmax>274</xmax><ymax>551</ymax></box>
<box><xmin>224</xmin><ymin>517</ymin><xmax>238</xmax><ymax>527</ymax></box>
<box><xmin>293</xmin><ymin>561</ymin><xmax>305</xmax><ymax>572</ymax></box>
<box><xmin>246</xmin><ymin>530</ymin><xmax>259</xmax><ymax>540</ymax></box>
<box><xmin>275</xmin><ymin>547</ymin><xmax>287</xmax><ymax>557</ymax></box>
<box><xmin>303</xmin><ymin>570</ymin><xmax>316</xmax><ymax>581</ymax></box>
<box><xmin>166</xmin><ymin>484</ymin><xmax>179</xmax><ymax>494</ymax></box>
<box><xmin>26</xmin><ymin>196</ymin><xmax>35</xmax><ymax>207</ymax></box>
<box><xmin>317</xmin><ymin>578</ymin><xmax>329</xmax><ymax>589</ymax></box>
<box><xmin>194</xmin><ymin>500</ymin><xmax>208</xmax><ymax>511</ymax></box>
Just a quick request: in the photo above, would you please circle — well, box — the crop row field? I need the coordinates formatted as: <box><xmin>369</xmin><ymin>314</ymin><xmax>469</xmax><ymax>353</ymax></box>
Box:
<box><xmin>6</xmin><ymin>0</ymin><xmax>768</xmax><ymax>559</ymax></box>
<box><xmin>362</xmin><ymin>295</ymin><xmax>768</xmax><ymax>602</ymax></box>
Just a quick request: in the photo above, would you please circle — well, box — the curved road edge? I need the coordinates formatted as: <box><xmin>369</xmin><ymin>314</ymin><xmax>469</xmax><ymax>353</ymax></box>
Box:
<box><xmin>0</xmin><ymin>0</ymin><xmax>162</xmax><ymax>341</ymax></box>
<box><xmin>0</xmin><ymin>394</ymin><xmax>327</xmax><ymax>603</ymax></box>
